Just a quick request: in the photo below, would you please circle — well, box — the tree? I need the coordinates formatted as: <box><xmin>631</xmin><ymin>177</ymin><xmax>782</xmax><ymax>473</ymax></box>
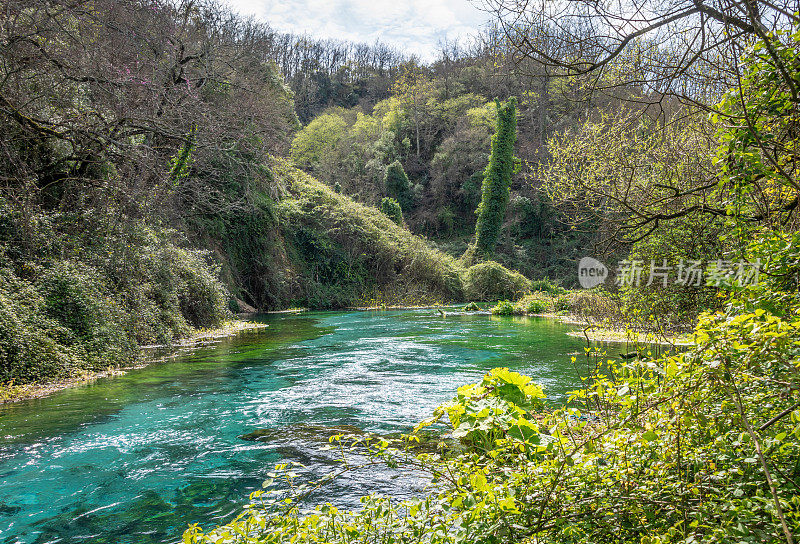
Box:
<box><xmin>384</xmin><ymin>161</ymin><xmax>412</xmax><ymax>210</ymax></box>
<box><xmin>290</xmin><ymin>111</ymin><xmax>349</xmax><ymax>169</ymax></box>
<box><xmin>714</xmin><ymin>27</ymin><xmax>800</xmax><ymax>233</ymax></box>
<box><xmin>473</xmin><ymin>97</ymin><xmax>518</xmax><ymax>257</ymax></box>
<box><xmin>379</xmin><ymin>197</ymin><xmax>403</xmax><ymax>225</ymax></box>
<box><xmin>542</xmin><ymin>110</ymin><xmax>721</xmax><ymax>244</ymax></box>
<box><xmin>391</xmin><ymin>62</ymin><xmax>433</xmax><ymax>157</ymax></box>
<box><xmin>485</xmin><ymin>0</ymin><xmax>800</xmax><ymax>233</ymax></box>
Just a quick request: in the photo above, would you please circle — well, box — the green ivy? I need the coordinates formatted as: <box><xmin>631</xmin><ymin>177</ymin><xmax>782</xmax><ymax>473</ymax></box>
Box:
<box><xmin>474</xmin><ymin>98</ymin><xmax>519</xmax><ymax>257</ymax></box>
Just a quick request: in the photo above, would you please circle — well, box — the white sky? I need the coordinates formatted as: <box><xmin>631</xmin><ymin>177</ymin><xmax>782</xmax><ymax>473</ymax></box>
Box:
<box><xmin>223</xmin><ymin>0</ymin><xmax>491</xmax><ymax>61</ymax></box>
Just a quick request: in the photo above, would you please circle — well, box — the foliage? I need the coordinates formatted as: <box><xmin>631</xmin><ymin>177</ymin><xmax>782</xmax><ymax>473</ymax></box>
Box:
<box><xmin>513</xmin><ymin>295</ymin><xmax>549</xmax><ymax>314</ymax></box>
<box><xmin>542</xmin><ymin>110</ymin><xmax>718</xmax><ymax>242</ymax></box>
<box><xmin>529</xmin><ymin>277</ymin><xmax>566</xmax><ymax>295</ymax></box>
<box><xmin>290</xmin><ymin>111</ymin><xmax>350</xmax><ymax>169</ymax></box>
<box><xmin>462</xmin><ymin>261</ymin><xmax>530</xmax><ymax>301</ymax></box>
<box><xmin>562</xmin><ymin>289</ymin><xmax>621</xmax><ymax>323</ymax></box>
<box><xmin>273</xmin><ymin>161</ymin><xmax>465</xmax><ymax>307</ymax></box>
<box><xmin>187</xmin><ymin>233</ymin><xmax>800</xmax><ymax>544</ymax></box>
<box><xmin>618</xmin><ymin>214</ymin><xmax>728</xmax><ymax>331</ymax></box>
<box><xmin>474</xmin><ymin>97</ymin><xmax>519</xmax><ymax>257</ymax></box>
<box><xmin>384</xmin><ymin>161</ymin><xmax>412</xmax><ymax>211</ymax></box>
<box><xmin>0</xmin><ymin>224</ymin><xmax>228</xmax><ymax>385</ymax></box>
<box><xmin>419</xmin><ymin>367</ymin><xmax>546</xmax><ymax>449</ymax></box>
<box><xmin>379</xmin><ymin>197</ymin><xmax>403</xmax><ymax>225</ymax></box>
<box><xmin>490</xmin><ymin>300</ymin><xmax>515</xmax><ymax>316</ymax></box>
<box><xmin>554</xmin><ymin>295</ymin><xmax>572</xmax><ymax>312</ymax></box>
<box><xmin>0</xmin><ymin>185</ymin><xmax>231</xmax><ymax>384</ymax></box>
<box><xmin>463</xmin><ymin>302</ymin><xmax>481</xmax><ymax>311</ymax></box>
<box><xmin>713</xmin><ymin>26</ymin><xmax>800</xmax><ymax>231</ymax></box>
<box><xmin>168</xmin><ymin>125</ymin><xmax>197</xmax><ymax>185</ymax></box>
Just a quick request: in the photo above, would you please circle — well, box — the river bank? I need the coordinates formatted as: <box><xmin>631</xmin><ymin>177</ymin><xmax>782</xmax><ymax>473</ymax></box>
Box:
<box><xmin>564</xmin><ymin>326</ymin><xmax>693</xmax><ymax>346</ymax></box>
<box><xmin>0</xmin><ymin>320</ymin><xmax>268</xmax><ymax>404</ymax></box>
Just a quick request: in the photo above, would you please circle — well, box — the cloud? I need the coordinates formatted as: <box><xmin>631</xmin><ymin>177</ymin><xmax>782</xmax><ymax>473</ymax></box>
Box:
<box><xmin>223</xmin><ymin>0</ymin><xmax>490</xmax><ymax>60</ymax></box>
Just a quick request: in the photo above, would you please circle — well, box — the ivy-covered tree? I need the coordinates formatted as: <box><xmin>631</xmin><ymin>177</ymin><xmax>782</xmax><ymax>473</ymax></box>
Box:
<box><xmin>384</xmin><ymin>160</ymin><xmax>412</xmax><ymax>210</ymax></box>
<box><xmin>379</xmin><ymin>197</ymin><xmax>403</xmax><ymax>225</ymax></box>
<box><xmin>473</xmin><ymin>97</ymin><xmax>518</xmax><ymax>257</ymax></box>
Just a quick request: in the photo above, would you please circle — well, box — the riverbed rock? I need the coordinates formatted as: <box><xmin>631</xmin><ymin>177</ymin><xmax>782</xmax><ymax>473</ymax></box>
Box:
<box><xmin>238</xmin><ymin>424</ymin><xmax>446</xmax><ymax>453</ymax></box>
<box><xmin>239</xmin><ymin>424</ymin><xmax>366</xmax><ymax>443</ymax></box>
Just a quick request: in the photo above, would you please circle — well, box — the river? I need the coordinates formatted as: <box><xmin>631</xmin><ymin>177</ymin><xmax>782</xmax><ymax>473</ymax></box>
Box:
<box><xmin>0</xmin><ymin>309</ymin><xmax>591</xmax><ymax>543</ymax></box>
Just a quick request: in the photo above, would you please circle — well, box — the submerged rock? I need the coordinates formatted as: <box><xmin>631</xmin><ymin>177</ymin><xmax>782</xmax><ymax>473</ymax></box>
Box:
<box><xmin>239</xmin><ymin>424</ymin><xmax>366</xmax><ymax>443</ymax></box>
<box><xmin>238</xmin><ymin>424</ymin><xmax>447</xmax><ymax>453</ymax></box>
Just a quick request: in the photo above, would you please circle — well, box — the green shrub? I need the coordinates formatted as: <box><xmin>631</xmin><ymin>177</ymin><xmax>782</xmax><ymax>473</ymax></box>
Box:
<box><xmin>511</xmin><ymin>294</ymin><xmax>552</xmax><ymax>315</ymax></box>
<box><xmin>564</xmin><ymin>289</ymin><xmax>620</xmax><ymax>322</ymax></box>
<box><xmin>168</xmin><ymin>249</ymin><xmax>228</xmax><ymax>329</ymax></box>
<box><xmin>0</xmin><ymin>216</ymin><xmax>230</xmax><ymax>384</ymax></box>
<box><xmin>524</xmin><ymin>298</ymin><xmax>547</xmax><ymax>314</ymax></box>
<box><xmin>425</xmin><ymin>367</ymin><xmax>545</xmax><ymax>449</ymax></box>
<box><xmin>491</xmin><ymin>300</ymin><xmax>514</xmax><ymax>315</ymax></box>
<box><xmin>463</xmin><ymin>261</ymin><xmax>530</xmax><ymax>301</ymax></box>
<box><xmin>379</xmin><ymin>197</ymin><xmax>403</xmax><ymax>225</ymax></box>
<box><xmin>463</xmin><ymin>301</ymin><xmax>480</xmax><ymax>311</ymax></box>
<box><xmin>37</xmin><ymin>261</ymin><xmax>133</xmax><ymax>363</ymax></box>
<box><xmin>530</xmin><ymin>278</ymin><xmax>566</xmax><ymax>295</ymax></box>
<box><xmin>527</xmin><ymin>299</ymin><xmax>547</xmax><ymax>313</ymax></box>
<box><xmin>384</xmin><ymin>160</ymin><xmax>412</xmax><ymax>210</ymax></box>
<box><xmin>0</xmin><ymin>268</ymin><xmax>85</xmax><ymax>383</ymax></box>
<box><xmin>554</xmin><ymin>295</ymin><xmax>571</xmax><ymax>312</ymax></box>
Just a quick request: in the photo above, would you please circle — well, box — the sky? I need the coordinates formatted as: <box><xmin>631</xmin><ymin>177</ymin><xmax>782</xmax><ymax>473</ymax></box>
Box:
<box><xmin>223</xmin><ymin>0</ymin><xmax>491</xmax><ymax>61</ymax></box>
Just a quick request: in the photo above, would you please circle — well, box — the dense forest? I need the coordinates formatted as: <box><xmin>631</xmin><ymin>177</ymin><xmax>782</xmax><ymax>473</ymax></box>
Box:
<box><xmin>2</xmin><ymin>0</ymin><xmax>800</xmax><ymax>542</ymax></box>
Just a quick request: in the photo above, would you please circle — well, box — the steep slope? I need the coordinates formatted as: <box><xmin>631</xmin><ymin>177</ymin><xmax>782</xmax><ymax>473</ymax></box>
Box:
<box><xmin>204</xmin><ymin>159</ymin><xmax>466</xmax><ymax>310</ymax></box>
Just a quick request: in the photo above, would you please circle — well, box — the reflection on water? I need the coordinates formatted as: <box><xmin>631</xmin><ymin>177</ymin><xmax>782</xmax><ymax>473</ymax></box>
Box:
<box><xmin>0</xmin><ymin>310</ymin><xmax>589</xmax><ymax>543</ymax></box>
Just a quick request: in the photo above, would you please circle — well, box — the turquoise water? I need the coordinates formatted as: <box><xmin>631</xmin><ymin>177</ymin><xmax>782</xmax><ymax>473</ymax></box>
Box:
<box><xmin>0</xmin><ymin>310</ymin><xmax>590</xmax><ymax>543</ymax></box>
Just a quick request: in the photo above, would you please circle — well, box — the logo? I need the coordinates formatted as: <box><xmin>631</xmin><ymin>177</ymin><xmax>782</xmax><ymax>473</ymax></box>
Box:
<box><xmin>578</xmin><ymin>257</ymin><xmax>608</xmax><ymax>289</ymax></box>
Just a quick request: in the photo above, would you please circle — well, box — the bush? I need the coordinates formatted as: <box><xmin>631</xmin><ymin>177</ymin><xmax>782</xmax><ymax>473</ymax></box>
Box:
<box><xmin>168</xmin><ymin>248</ymin><xmax>228</xmax><ymax>329</ymax></box>
<box><xmin>562</xmin><ymin>289</ymin><xmax>620</xmax><ymax>322</ymax></box>
<box><xmin>463</xmin><ymin>261</ymin><xmax>530</xmax><ymax>301</ymax></box>
<box><xmin>0</xmin><ymin>266</ymin><xmax>91</xmax><ymax>383</ymax></box>
<box><xmin>491</xmin><ymin>300</ymin><xmax>514</xmax><ymax>315</ymax></box>
<box><xmin>0</xmin><ymin>218</ymin><xmax>230</xmax><ymax>385</ymax></box>
<box><xmin>384</xmin><ymin>160</ymin><xmax>412</xmax><ymax>210</ymax></box>
<box><xmin>463</xmin><ymin>301</ymin><xmax>481</xmax><ymax>311</ymax></box>
<box><xmin>513</xmin><ymin>295</ymin><xmax>549</xmax><ymax>314</ymax></box>
<box><xmin>37</xmin><ymin>261</ymin><xmax>133</xmax><ymax>363</ymax></box>
<box><xmin>529</xmin><ymin>278</ymin><xmax>566</xmax><ymax>295</ymax></box>
<box><xmin>379</xmin><ymin>197</ymin><xmax>403</xmax><ymax>225</ymax></box>
<box><xmin>554</xmin><ymin>295</ymin><xmax>572</xmax><ymax>312</ymax></box>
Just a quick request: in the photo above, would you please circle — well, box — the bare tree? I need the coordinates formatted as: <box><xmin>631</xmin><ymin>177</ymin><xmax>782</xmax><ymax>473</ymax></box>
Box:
<box><xmin>484</xmin><ymin>0</ymin><xmax>800</xmax><ymax>238</ymax></box>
